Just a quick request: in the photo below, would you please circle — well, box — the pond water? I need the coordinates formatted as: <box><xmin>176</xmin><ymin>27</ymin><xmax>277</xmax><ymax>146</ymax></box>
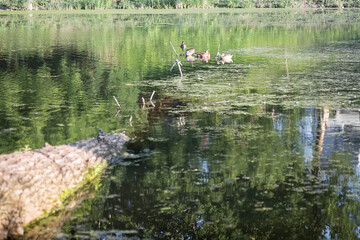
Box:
<box><xmin>1</xmin><ymin>9</ymin><xmax>360</xmax><ymax>239</ymax></box>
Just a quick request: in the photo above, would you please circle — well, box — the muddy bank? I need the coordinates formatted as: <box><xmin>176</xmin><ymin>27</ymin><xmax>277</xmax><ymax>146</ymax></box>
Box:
<box><xmin>0</xmin><ymin>129</ymin><xmax>129</xmax><ymax>239</ymax></box>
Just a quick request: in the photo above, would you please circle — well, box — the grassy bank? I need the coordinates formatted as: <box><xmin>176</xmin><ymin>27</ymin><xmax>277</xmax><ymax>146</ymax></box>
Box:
<box><xmin>1</xmin><ymin>0</ymin><xmax>359</xmax><ymax>10</ymax></box>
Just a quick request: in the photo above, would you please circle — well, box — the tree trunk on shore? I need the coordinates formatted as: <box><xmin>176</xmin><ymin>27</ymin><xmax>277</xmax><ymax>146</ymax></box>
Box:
<box><xmin>0</xmin><ymin>129</ymin><xmax>129</xmax><ymax>239</ymax></box>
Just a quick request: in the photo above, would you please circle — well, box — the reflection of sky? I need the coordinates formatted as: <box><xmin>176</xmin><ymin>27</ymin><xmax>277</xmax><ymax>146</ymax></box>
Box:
<box><xmin>198</xmin><ymin>157</ymin><xmax>210</xmax><ymax>183</ymax></box>
<box><xmin>322</xmin><ymin>225</ymin><xmax>331</xmax><ymax>240</ymax></box>
<box><xmin>299</xmin><ymin>110</ymin><xmax>360</xmax><ymax>238</ymax></box>
<box><xmin>274</xmin><ymin>109</ymin><xmax>360</xmax><ymax>176</ymax></box>
<box><xmin>357</xmin><ymin>152</ymin><xmax>360</xmax><ymax>176</ymax></box>
<box><xmin>200</xmin><ymin>158</ymin><xmax>210</xmax><ymax>174</ymax></box>
<box><xmin>319</xmin><ymin>111</ymin><xmax>360</xmax><ymax>197</ymax></box>
<box><xmin>298</xmin><ymin>108</ymin><xmax>318</xmax><ymax>164</ymax></box>
<box><xmin>322</xmin><ymin>216</ymin><xmax>360</xmax><ymax>239</ymax></box>
<box><xmin>273</xmin><ymin>114</ymin><xmax>286</xmax><ymax>133</ymax></box>
<box><xmin>322</xmin><ymin>111</ymin><xmax>360</xmax><ymax>163</ymax></box>
<box><xmin>189</xmin><ymin>154</ymin><xmax>211</xmax><ymax>184</ymax></box>
<box><xmin>273</xmin><ymin>108</ymin><xmax>318</xmax><ymax>164</ymax></box>
<box><xmin>320</xmin><ymin>126</ymin><xmax>344</xmax><ymax>159</ymax></box>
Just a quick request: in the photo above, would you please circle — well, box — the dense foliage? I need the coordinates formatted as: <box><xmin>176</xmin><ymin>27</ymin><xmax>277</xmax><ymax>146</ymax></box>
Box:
<box><xmin>1</xmin><ymin>0</ymin><xmax>359</xmax><ymax>10</ymax></box>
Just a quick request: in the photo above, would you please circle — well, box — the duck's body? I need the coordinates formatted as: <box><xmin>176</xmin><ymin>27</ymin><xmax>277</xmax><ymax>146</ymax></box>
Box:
<box><xmin>196</xmin><ymin>50</ymin><xmax>210</xmax><ymax>59</ymax></box>
<box><xmin>196</xmin><ymin>50</ymin><xmax>211</xmax><ymax>62</ymax></box>
<box><xmin>185</xmin><ymin>48</ymin><xmax>195</xmax><ymax>56</ymax></box>
<box><xmin>220</xmin><ymin>54</ymin><xmax>233</xmax><ymax>63</ymax></box>
<box><xmin>215</xmin><ymin>53</ymin><xmax>233</xmax><ymax>64</ymax></box>
<box><xmin>186</xmin><ymin>55</ymin><xmax>196</xmax><ymax>62</ymax></box>
<box><xmin>180</xmin><ymin>41</ymin><xmax>186</xmax><ymax>51</ymax></box>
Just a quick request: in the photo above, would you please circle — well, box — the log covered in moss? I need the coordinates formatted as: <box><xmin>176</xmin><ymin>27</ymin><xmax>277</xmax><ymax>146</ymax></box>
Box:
<box><xmin>0</xmin><ymin>129</ymin><xmax>129</xmax><ymax>239</ymax></box>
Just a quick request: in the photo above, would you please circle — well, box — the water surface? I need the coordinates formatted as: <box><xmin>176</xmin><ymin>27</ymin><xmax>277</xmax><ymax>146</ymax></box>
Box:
<box><xmin>1</xmin><ymin>9</ymin><xmax>360</xmax><ymax>239</ymax></box>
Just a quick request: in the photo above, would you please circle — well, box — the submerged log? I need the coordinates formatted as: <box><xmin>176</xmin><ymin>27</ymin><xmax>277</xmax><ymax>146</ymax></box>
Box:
<box><xmin>0</xmin><ymin>129</ymin><xmax>129</xmax><ymax>239</ymax></box>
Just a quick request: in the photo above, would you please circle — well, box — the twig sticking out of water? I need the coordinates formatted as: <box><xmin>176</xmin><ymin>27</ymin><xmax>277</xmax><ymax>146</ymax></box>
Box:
<box><xmin>150</xmin><ymin>91</ymin><xmax>155</xmax><ymax>101</ymax></box>
<box><xmin>169</xmin><ymin>41</ymin><xmax>183</xmax><ymax>77</ymax></box>
<box><xmin>141</xmin><ymin>97</ymin><xmax>146</xmax><ymax>108</ymax></box>
<box><xmin>170</xmin><ymin>41</ymin><xmax>181</xmax><ymax>61</ymax></box>
<box><xmin>113</xmin><ymin>96</ymin><xmax>121</xmax><ymax>109</ymax></box>
<box><xmin>170</xmin><ymin>59</ymin><xmax>183</xmax><ymax>77</ymax></box>
<box><xmin>177</xmin><ymin>60</ymin><xmax>183</xmax><ymax>77</ymax></box>
<box><xmin>284</xmin><ymin>48</ymin><xmax>289</xmax><ymax>81</ymax></box>
<box><xmin>216</xmin><ymin>44</ymin><xmax>221</xmax><ymax>58</ymax></box>
<box><xmin>150</xmin><ymin>91</ymin><xmax>156</xmax><ymax>107</ymax></box>
<box><xmin>114</xmin><ymin>109</ymin><xmax>120</xmax><ymax>118</ymax></box>
<box><xmin>170</xmin><ymin>61</ymin><xmax>177</xmax><ymax>72</ymax></box>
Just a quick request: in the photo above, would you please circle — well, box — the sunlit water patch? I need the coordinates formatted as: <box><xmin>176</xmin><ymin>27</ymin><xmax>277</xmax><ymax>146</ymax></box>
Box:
<box><xmin>148</xmin><ymin>40</ymin><xmax>360</xmax><ymax>115</ymax></box>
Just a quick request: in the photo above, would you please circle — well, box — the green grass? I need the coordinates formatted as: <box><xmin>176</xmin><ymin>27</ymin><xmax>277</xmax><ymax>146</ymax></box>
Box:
<box><xmin>1</xmin><ymin>0</ymin><xmax>359</xmax><ymax>10</ymax></box>
<box><xmin>0</xmin><ymin>8</ymin><xmax>319</xmax><ymax>15</ymax></box>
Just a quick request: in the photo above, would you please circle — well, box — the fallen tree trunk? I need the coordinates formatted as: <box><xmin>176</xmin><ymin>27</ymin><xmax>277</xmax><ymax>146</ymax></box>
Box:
<box><xmin>0</xmin><ymin>129</ymin><xmax>129</xmax><ymax>239</ymax></box>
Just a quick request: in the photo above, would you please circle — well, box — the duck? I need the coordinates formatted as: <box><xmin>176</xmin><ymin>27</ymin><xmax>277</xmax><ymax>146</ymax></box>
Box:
<box><xmin>220</xmin><ymin>53</ymin><xmax>233</xmax><ymax>63</ymax></box>
<box><xmin>195</xmin><ymin>50</ymin><xmax>211</xmax><ymax>62</ymax></box>
<box><xmin>185</xmin><ymin>48</ymin><xmax>195</xmax><ymax>56</ymax></box>
<box><xmin>180</xmin><ymin>41</ymin><xmax>186</xmax><ymax>51</ymax></box>
<box><xmin>185</xmin><ymin>55</ymin><xmax>196</xmax><ymax>62</ymax></box>
<box><xmin>196</xmin><ymin>50</ymin><xmax>210</xmax><ymax>59</ymax></box>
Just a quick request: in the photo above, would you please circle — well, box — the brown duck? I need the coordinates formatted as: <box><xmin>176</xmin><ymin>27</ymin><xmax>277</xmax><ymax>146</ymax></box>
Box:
<box><xmin>196</xmin><ymin>50</ymin><xmax>210</xmax><ymax>58</ymax></box>
<box><xmin>186</xmin><ymin>55</ymin><xmax>196</xmax><ymax>62</ymax></box>
<box><xmin>220</xmin><ymin>54</ymin><xmax>233</xmax><ymax>63</ymax></box>
<box><xmin>185</xmin><ymin>48</ymin><xmax>195</xmax><ymax>56</ymax></box>
<box><xmin>196</xmin><ymin>50</ymin><xmax>210</xmax><ymax>62</ymax></box>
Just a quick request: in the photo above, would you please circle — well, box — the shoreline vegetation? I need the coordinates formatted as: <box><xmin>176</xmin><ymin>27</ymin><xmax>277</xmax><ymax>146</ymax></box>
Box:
<box><xmin>0</xmin><ymin>0</ymin><xmax>358</xmax><ymax>11</ymax></box>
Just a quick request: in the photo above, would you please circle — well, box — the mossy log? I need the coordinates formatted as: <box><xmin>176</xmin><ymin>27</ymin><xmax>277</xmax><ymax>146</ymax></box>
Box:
<box><xmin>0</xmin><ymin>129</ymin><xmax>129</xmax><ymax>239</ymax></box>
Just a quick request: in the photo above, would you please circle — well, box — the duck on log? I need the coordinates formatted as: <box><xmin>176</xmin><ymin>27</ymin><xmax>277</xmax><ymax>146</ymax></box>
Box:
<box><xmin>0</xmin><ymin>129</ymin><xmax>129</xmax><ymax>239</ymax></box>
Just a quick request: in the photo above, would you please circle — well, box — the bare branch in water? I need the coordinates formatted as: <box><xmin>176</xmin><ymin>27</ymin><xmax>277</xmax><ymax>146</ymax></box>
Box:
<box><xmin>150</xmin><ymin>91</ymin><xmax>155</xmax><ymax>101</ymax></box>
<box><xmin>169</xmin><ymin>41</ymin><xmax>181</xmax><ymax>61</ymax></box>
<box><xmin>114</xmin><ymin>109</ymin><xmax>120</xmax><ymax>118</ymax></box>
<box><xmin>113</xmin><ymin>96</ymin><xmax>121</xmax><ymax>109</ymax></box>
<box><xmin>170</xmin><ymin>61</ymin><xmax>177</xmax><ymax>72</ymax></box>
<box><xmin>177</xmin><ymin>60</ymin><xmax>183</xmax><ymax>77</ymax></box>
<box><xmin>170</xmin><ymin>41</ymin><xmax>183</xmax><ymax>77</ymax></box>
<box><xmin>216</xmin><ymin>44</ymin><xmax>221</xmax><ymax>58</ymax></box>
